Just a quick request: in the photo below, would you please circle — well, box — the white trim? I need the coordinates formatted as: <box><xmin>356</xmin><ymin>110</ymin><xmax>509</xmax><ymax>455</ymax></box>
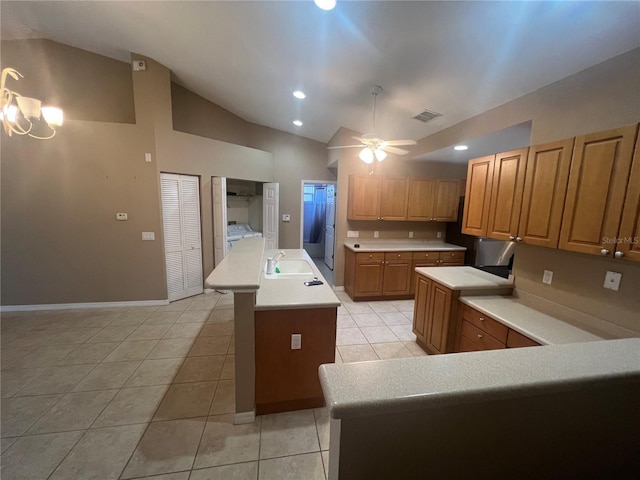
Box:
<box><xmin>300</xmin><ymin>180</ymin><xmax>337</xmax><ymax>249</ymax></box>
<box><xmin>234</xmin><ymin>410</ymin><xmax>256</xmax><ymax>425</ymax></box>
<box><xmin>332</xmin><ymin>286</ymin><xmax>345</xmax><ymax>292</ymax></box>
<box><xmin>1</xmin><ymin>299</ymin><xmax>169</xmax><ymax>312</ymax></box>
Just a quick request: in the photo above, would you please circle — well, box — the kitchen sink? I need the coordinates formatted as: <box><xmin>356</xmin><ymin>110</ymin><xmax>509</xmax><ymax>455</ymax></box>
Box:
<box><xmin>264</xmin><ymin>259</ymin><xmax>314</xmax><ymax>278</ymax></box>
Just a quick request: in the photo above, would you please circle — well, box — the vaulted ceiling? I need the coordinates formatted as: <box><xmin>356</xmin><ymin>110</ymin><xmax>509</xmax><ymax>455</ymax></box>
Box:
<box><xmin>2</xmin><ymin>1</ymin><xmax>639</xmax><ymax>153</ymax></box>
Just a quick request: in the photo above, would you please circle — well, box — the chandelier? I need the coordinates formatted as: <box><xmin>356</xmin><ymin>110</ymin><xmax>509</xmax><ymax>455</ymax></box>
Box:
<box><xmin>1</xmin><ymin>67</ymin><xmax>63</xmax><ymax>140</ymax></box>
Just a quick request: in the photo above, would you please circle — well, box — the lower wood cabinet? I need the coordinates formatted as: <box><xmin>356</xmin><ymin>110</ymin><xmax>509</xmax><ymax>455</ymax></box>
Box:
<box><xmin>255</xmin><ymin>307</ymin><xmax>337</xmax><ymax>415</ymax></box>
<box><xmin>346</xmin><ymin>248</ymin><xmax>464</xmax><ymax>301</ymax></box>
<box><xmin>412</xmin><ymin>275</ymin><xmax>461</xmax><ymax>354</ymax></box>
<box><xmin>456</xmin><ymin>304</ymin><xmax>541</xmax><ymax>352</ymax></box>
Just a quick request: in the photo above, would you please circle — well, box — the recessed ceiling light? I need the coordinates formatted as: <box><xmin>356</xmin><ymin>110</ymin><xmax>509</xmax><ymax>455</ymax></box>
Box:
<box><xmin>314</xmin><ymin>0</ymin><xmax>336</xmax><ymax>11</ymax></box>
<box><xmin>293</xmin><ymin>90</ymin><xmax>306</xmax><ymax>99</ymax></box>
<box><xmin>454</xmin><ymin>145</ymin><xmax>469</xmax><ymax>151</ymax></box>
<box><xmin>293</xmin><ymin>120</ymin><xmax>303</xmax><ymax>126</ymax></box>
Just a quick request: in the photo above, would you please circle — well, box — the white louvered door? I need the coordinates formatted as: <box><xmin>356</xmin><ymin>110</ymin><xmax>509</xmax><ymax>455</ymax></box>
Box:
<box><xmin>161</xmin><ymin>173</ymin><xmax>204</xmax><ymax>302</ymax></box>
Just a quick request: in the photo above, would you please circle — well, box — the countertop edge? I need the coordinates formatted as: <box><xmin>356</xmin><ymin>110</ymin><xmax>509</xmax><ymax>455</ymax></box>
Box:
<box><xmin>344</xmin><ymin>241</ymin><xmax>466</xmax><ymax>252</ymax></box>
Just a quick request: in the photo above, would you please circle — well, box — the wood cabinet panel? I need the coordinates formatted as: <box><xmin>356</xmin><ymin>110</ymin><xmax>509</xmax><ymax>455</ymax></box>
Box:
<box><xmin>518</xmin><ymin>139</ymin><xmax>574</xmax><ymax>248</ymax></box>
<box><xmin>407</xmin><ymin>178</ymin><xmax>436</xmax><ymax>221</ymax></box>
<box><xmin>458</xmin><ymin>334</ymin><xmax>484</xmax><ymax>352</ymax></box>
<box><xmin>559</xmin><ymin>125</ymin><xmax>638</xmax><ymax>257</ymax></box>
<box><xmin>461</xmin><ymin>305</ymin><xmax>508</xmax><ymax>343</ymax></box>
<box><xmin>426</xmin><ymin>282</ymin><xmax>453</xmax><ymax>354</ymax></box>
<box><xmin>382</xmin><ymin>252</ymin><xmax>412</xmax><ymax>296</ymax></box>
<box><xmin>506</xmin><ymin>329</ymin><xmax>541</xmax><ymax>348</ymax></box>
<box><xmin>347</xmin><ymin>175</ymin><xmax>382</xmax><ymax>220</ymax></box>
<box><xmin>438</xmin><ymin>251</ymin><xmax>465</xmax><ymax>265</ymax></box>
<box><xmin>255</xmin><ymin>307</ymin><xmax>336</xmax><ymax>414</ymax></box>
<box><xmin>460</xmin><ymin>320</ymin><xmax>506</xmax><ymax>351</ymax></box>
<box><xmin>487</xmin><ymin>148</ymin><xmax>528</xmax><ymax>241</ymax></box>
<box><xmin>616</xmin><ymin>135</ymin><xmax>640</xmax><ymax>263</ymax></box>
<box><xmin>354</xmin><ymin>262</ymin><xmax>384</xmax><ymax>296</ymax></box>
<box><xmin>462</xmin><ymin>156</ymin><xmax>494</xmax><ymax>236</ymax></box>
<box><xmin>380</xmin><ymin>176</ymin><xmax>410</xmax><ymax>220</ymax></box>
<box><xmin>412</xmin><ymin>275</ymin><xmax>431</xmax><ymax>343</ymax></box>
<box><xmin>433</xmin><ymin>179</ymin><xmax>461</xmax><ymax>222</ymax></box>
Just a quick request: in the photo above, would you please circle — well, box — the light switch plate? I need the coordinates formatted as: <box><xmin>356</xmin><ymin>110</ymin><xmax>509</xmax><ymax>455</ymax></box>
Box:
<box><xmin>347</xmin><ymin>230</ymin><xmax>359</xmax><ymax>238</ymax></box>
<box><xmin>142</xmin><ymin>232</ymin><xmax>155</xmax><ymax>241</ymax></box>
<box><xmin>603</xmin><ymin>271</ymin><xmax>622</xmax><ymax>291</ymax></box>
<box><xmin>542</xmin><ymin>270</ymin><xmax>553</xmax><ymax>285</ymax></box>
<box><xmin>291</xmin><ymin>333</ymin><xmax>302</xmax><ymax>350</ymax></box>
<box><xmin>144</xmin><ymin>153</ymin><xmax>152</xmax><ymax>163</ymax></box>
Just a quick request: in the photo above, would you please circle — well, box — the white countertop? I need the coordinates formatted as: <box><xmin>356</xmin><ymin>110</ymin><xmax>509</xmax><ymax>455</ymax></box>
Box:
<box><xmin>415</xmin><ymin>266</ymin><xmax>514</xmax><ymax>291</ymax></box>
<box><xmin>459</xmin><ymin>295</ymin><xmax>609</xmax><ymax>345</ymax></box>
<box><xmin>256</xmin><ymin>249</ymin><xmax>341</xmax><ymax>310</ymax></box>
<box><xmin>319</xmin><ymin>338</ymin><xmax>640</xmax><ymax>420</ymax></box>
<box><xmin>205</xmin><ymin>237</ymin><xmax>265</xmax><ymax>290</ymax></box>
<box><xmin>344</xmin><ymin>240</ymin><xmax>466</xmax><ymax>252</ymax></box>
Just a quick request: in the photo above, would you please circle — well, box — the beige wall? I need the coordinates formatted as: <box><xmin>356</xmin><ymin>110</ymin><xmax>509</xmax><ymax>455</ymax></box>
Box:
<box><xmin>1</xmin><ymin>39</ymin><xmax>331</xmax><ymax>305</ymax></box>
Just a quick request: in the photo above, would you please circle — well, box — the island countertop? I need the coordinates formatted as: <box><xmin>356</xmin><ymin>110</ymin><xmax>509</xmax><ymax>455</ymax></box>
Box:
<box><xmin>205</xmin><ymin>237</ymin><xmax>265</xmax><ymax>291</ymax></box>
<box><xmin>256</xmin><ymin>249</ymin><xmax>340</xmax><ymax>310</ymax></box>
<box><xmin>344</xmin><ymin>239</ymin><xmax>466</xmax><ymax>252</ymax></box>
<box><xmin>415</xmin><ymin>266</ymin><xmax>514</xmax><ymax>291</ymax></box>
<box><xmin>319</xmin><ymin>338</ymin><xmax>640</xmax><ymax>420</ymax></box>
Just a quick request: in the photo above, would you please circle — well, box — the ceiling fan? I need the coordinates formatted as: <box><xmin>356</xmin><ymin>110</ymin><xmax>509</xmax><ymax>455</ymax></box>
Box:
<box><xmin>328</xmin><ymin>85</ymin><xmax>416</xmax><ymax>164</ymax></box>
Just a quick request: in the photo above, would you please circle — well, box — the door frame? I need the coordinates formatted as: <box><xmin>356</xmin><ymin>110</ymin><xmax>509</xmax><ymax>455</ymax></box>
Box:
<box><xmin>299</xmin><ymin>179</ymin><xmax>337</xmax><ymax>249</ymax></box>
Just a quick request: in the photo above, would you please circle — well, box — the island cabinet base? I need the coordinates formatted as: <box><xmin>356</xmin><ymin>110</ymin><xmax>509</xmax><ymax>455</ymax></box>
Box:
<box><xmin>255</xmin><ymin>307</ymin><xmax>337</xmax><ymax>415</ymax></box>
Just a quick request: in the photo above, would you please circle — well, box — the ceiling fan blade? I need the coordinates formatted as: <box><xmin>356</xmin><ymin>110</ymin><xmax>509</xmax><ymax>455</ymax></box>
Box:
<box><xmin>327</xmin><ymin>144</ymin><xmax>366</xmax><ymax>150</ymax></box>
<box><xmin>382</xmin><ymin>139</ymin><xmax>417</xmax><ymax>147</ymax></box>
<box><xmin>351</xmin><ymin>136</ymin><xmax>378</xmax><ymax>145</ymax></box>
<box><xmin>381</xmin><ymin>145</ymin><xmax>410</xmax><ymax>155</ymax></box>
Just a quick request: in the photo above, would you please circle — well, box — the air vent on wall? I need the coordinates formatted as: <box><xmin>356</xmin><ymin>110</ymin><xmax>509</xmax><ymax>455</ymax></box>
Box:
<box><xmin>413</xmin><ymin>109</ymin><xmax>442</xmax><ymax>123</ymax></box>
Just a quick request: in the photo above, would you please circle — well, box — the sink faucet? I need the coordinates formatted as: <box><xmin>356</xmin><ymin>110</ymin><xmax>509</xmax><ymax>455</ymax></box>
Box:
<box><xmin>266</xmin><ymin>250</ymin><xmax>286</xmax><ymax>274</ymax></box>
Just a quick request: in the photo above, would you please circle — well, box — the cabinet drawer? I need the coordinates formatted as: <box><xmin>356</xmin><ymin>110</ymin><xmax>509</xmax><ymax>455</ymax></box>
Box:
<box><xmin>507</xmin><ymin>329</ymin><xmax>541</xmax><ymax>348</ymax></box>
<box><xmin>461</xmin><ymin>305</ymin><xmax>508</xmax><ymax>343</ymax></box>
<box><xmin>412</xmin><ymin>251</ymin><xmax>441</xmax><ymax>260</ymax></box>
<box><xmin>460</xmin><ymin>320</ymin><xmax>506</xmax><ymax>350</ymax></box>
<box><xmin>385</xmin><ymin>252</ymin><xmax>413</xmax><ymax>262</ymax></box>
<box><xmin>439</xmin><ymin>251</ymin><xmax>465</xmax><ymax>262</ymax></box>
<box><xmin>458</xmin><ymin>334</ymin><xmax>484</xmax><ymax>352</ymax></box>
<box><xmin>355</xmin><ymin>252</ymin><xmax>385</xmax><ymax>262</ymax></box>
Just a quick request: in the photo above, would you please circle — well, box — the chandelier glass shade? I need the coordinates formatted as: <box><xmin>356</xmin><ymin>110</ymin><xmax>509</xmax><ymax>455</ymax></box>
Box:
<box><xmin>358</xmin><ymin>145</ymin><xmax>387</xmax><ymax>164</ymax></box>
<box><xmin>1</xmin><ymin>67</ymin><xmax>63</xmax><ymax>140</ymax></box>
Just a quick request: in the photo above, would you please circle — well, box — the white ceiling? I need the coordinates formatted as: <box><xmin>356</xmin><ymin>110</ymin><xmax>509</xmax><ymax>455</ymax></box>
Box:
<box><xmin>2</xmin><ymin>1</ymin><xmax>639</xmax><ymax>157</ymax></box>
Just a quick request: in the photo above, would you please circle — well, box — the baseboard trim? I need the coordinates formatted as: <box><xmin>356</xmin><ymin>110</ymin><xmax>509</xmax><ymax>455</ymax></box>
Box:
<box><xmin>1</xmin><ymin>299</ymin><xmax>169</xmax><ymax>312</ymax></box>
<box><xmin>332</xmin><ymin>286</ymin><xmax>345</xmax><ymax>292</ymax></box>
<box><xmin>234</xmin><ymin>410</ymin><xmax>256</xmax><ymax>425</ymax></box>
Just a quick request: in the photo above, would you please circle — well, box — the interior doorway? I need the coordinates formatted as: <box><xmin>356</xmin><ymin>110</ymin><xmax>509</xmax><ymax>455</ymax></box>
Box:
<box><xmin>300</xmin><ymin>180</ymin><xmax>336</xmax><ymax>271</ymax></box>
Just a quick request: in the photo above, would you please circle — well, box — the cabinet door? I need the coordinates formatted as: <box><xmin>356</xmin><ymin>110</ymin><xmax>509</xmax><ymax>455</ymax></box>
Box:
<box><xmin>559</xmin><ymin>125</ymin><xmax>638</xmax><ymax>257</ymax></box>
<box><xmin>412</xmin><ymin>274</ymin><xmax>432</xmax><ymax>343</ymax></box>
<box><xmin>407</xmin><ymin>178</ymin><xmax>436</xmax><ymax>221</ymax></box>
<box><xmin>382</xmin><ymin>253</ymin><xmax>412</xmax><ymax>296</ymax></box>
<box><xmin>354</xmin><ymin>261</ymin><xmax>384</xmax><ymax>296</ymax></box>
<box><xmin>518</xmin><ymin>139</ymin><xmax>574</xmax><ymax>248</ymax></box>
<box><xmin>462</xmin><ymin>156</ymin><xmax>494</xmax><ymax>236</ymax></box>
<box><xmin>486</xmin><ymin>149</ymin><xmax>528</xmax><ymax>241</ymax></box>
<box><xmin>616</xmin><ymin>134</ymin><xmax>640</xmax><ymax>263</ymax></box>
<box><xmin>380</xmin><ymin>176</ymin><xmax>410</xmax><ymax>220</ymax></box>
<box><xmin>433</xmin><ymin>180</ymin><xmax>461</xmax><ymax>222</ymax></box>
<box><xmin>348</xmin><ymin>175</ymin><xmax>382</xmax><ymax>220</ymax></box>
<box><xmin>425</xmin><ymin>282</ymin><xmax>452</xmax><ymax>355</ymax></box>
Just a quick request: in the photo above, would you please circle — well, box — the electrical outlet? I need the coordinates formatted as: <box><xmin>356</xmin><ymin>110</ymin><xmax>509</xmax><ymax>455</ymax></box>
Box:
<box><xmin>374</xmin><ymin>231</ymin><xmax>379</xmax><ymax>238</ymax></box>
<box><xmin>282</xmin><ymin>214</ymin><xmax>291</xmax><ymax>222</ymax></box>
<box><xmin>542</xmin><ymin>270</ymin><xmax>553</xmax><ymax>285</ymax></box>
<box><xmin>347</xmin><ymin>230</ymin><xmax>359</xmax><ymax>238</ymax></box>
<box><xmin>603</xmin><ymin>271</ymin><xmax>622</xmax><ymax>291</ymax></box>
<box><xmin>409</xmin><ymin>231</ymin><xmax>414</xmax><ymax>238</ymax></box>
<box><xmin>291</xmin><ymin>333</ymin><xmax>302</xmax><ymax>350</ymax></box>
<box><xmin>436</xmin><ymin>231</ymin><xmax>442</xmax><ymax>239</ymax></box>
<box><xmin>116</xmin><ymin>213</ymin><xmax>128</xmax><ymax>221</ymax></box>
<box><xmin>144</xmin><ymin>153</ymin><xmax>152</xmax><ymax>163</ymax></box>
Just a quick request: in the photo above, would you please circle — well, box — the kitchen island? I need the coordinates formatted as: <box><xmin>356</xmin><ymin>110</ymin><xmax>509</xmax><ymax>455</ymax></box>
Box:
<box><xmin>205</xmin><ymin>237</ymin><xmax>340</xmax><ymax>422</ymax></box>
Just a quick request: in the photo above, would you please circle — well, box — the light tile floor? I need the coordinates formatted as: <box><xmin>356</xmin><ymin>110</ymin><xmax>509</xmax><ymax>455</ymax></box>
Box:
<box><xmin>0</xmin><ymin>290</ymin><xmax>424</xmax><ymax>479</ymax></box>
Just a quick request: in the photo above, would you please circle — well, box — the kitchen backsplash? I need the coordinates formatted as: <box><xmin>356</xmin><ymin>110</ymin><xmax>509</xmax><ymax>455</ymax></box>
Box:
<box><xmin>346</xmin><ymin>221</ymin><xmax>444</xmax><ymax>240</ymax></box>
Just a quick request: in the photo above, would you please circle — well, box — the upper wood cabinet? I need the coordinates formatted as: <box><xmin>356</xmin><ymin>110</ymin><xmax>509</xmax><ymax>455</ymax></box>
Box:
<box><xmin>559</xmin><ymin>125</ymin><xmax>638</xmax><ymax>258</ymax></box>
<box><xmin>347</xmin><ymin>175</ymin><xmax>382</xmax><ymax>220</ymax></box>
<box><xmin>461</xmin><ymin>156</ymin><xmax>494</xmax><ymax>236</ymax></box>
<box><xmin>407</xmin><ymin>178</ymin><xmax>460</xmax><ymax>222</ymax></box>
<box><xmin>486</xmin><ymin>148</ymin><xmax>528</xmax><ymax>241</ymax></box>
<box><xmin>518</xmin><ymin>139</ymin><xmax>574</xmax><ymax>248</ymax></box>
<box><xmin>617</xmin><ymin>137</ymin><xmax>640</xmax><ymax>262</ymax></box>
<box><xmin>380</xmin><ymin>176</ymin><xmax>410</xmax><ymax>221</ymax></box>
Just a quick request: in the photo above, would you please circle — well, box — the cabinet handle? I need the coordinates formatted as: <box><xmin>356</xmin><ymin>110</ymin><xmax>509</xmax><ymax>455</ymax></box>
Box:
<box><xmin>381</xmin><ymin>217</ymin><xmax>384</xmax><ymax>220</ymax></box>
<box><xmin>397</xmin><ymin>254</ymin><xmax>401</xmax><ymax>258</ymax></box>
<box><xmin>479</xmin><ymin>317</ymin><xmax>484</xmax><ymax>322</ymax></box>
<box><xmin>516</xmin><ymin>237</ymin><xmax>522</xmax><ymax>242</ymax></box>
<box><xmin>615</xmin><ymin>251</ymin><xmax>624</xmax><ymax>259</ymax></box>
<box><xmin>509</xmin><ymin>235</ymin><xmax>515</xmax><ymax>241</ymax></box>
<box><xmin>601</xmin><ymin>249</ymin><xmax>610</xmax><ymax>256</ymax></box>
<box><xmin>368</xmin><ymin>254</ymin><xmax>373</xmax><ymax>259</ymax></box>
<box><xmin>477</xmin><ymin>334</ymin><xmax>483</xmax><ymax>339</ymax></box>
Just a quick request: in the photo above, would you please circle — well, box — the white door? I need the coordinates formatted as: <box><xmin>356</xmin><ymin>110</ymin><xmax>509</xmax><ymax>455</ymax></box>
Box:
<box><xmin>324</xmin><ymin>184</ymin><xmax>336</xmax><ymax>269</ymax></box>
<box><xmin>212</xmin><ymin>177</ymin><xmax>228</xmax><ymax>267</ymax></box>
<box><xmin>161</xmin><ymin>173</ymin><xmax>204</xmax><ymax>302</ymax></box>
<box><xmin>263</xmin><ymin>183</ymin><xmax>279</xmax><ymax>250</ymax></box>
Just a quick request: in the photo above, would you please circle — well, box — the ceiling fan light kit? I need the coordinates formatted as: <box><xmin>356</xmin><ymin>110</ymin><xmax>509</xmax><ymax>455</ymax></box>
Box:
<box><xmin>328</xmin><ymin>85</ymin><xmax>416</xmax><ymax>164</ymax></box>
